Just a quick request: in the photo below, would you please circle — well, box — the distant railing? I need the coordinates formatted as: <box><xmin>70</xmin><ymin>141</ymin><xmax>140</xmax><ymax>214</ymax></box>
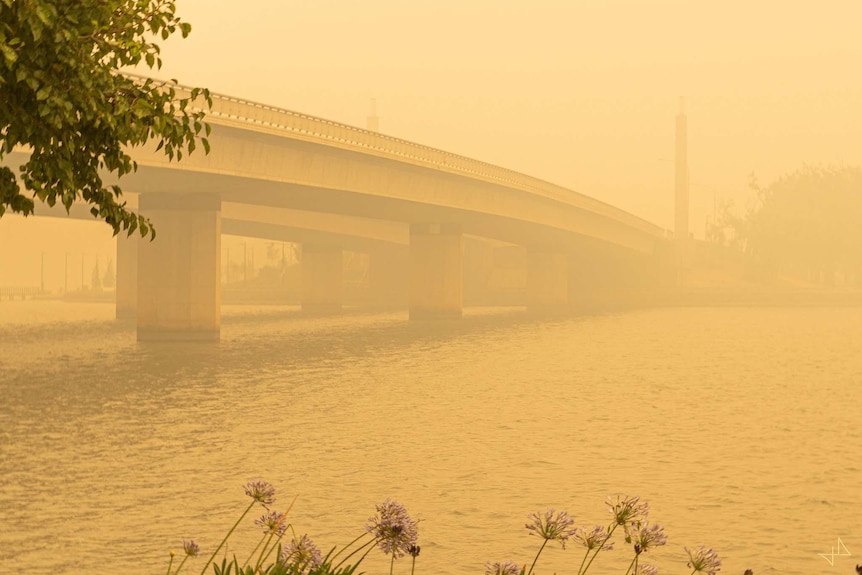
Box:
<box><xmin>128</xmin><ymin>74</ymin><xmax>668</xmax><ymax>238</ymax></box>
<box><xmin>0</xmin><ymin>286</ymin><xmax>41</xmax><ymax>301</ymax></box>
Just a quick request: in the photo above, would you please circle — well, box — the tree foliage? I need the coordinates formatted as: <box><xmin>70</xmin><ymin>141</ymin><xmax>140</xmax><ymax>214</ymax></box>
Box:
<box><xmin>716</xmin><ymin>165</ymin><xmax>862</xmax><ymax>281</ymax></box>
<box><xmin>0</xmin><ymin>0</ymin><xmax>212</xmax><ymax>239</ymax></box>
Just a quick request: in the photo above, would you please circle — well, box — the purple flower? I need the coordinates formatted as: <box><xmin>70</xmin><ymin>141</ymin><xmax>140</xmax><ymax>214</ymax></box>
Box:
<box><xmin>281</xmin><ymin>534</ymin><xmax>323</xmax><ymax>574</ymax></box>
<box><xmin>630</xmin><ymin>522</ymin><xmax>667</xmax><ymax>553</ymax></box>
<box><xmin>525</xmin><ymin>509</ymin><xmax>576</xmax><ymax>549</ymax></box>
<box><xmin>485</xmin><ymin>560</ymin><xmax>523</xmax><ymax>575</ymax></box>
<box><xmin>182</xmin><ymin>539</ymin><xmax>200</xmax><ymax>557</ymax></box>
<box><xmin>254</xmin><ymin>510</ymin><xmax>288</xmax><ymax>537</ymax></box>
<box><xmin>606</xmin><ymin>495</ymin><xmax>649</xmax><ymax>529</ymax></box>
<box><xmin>685</xmin><ymin>545</ymin><xmax>722</xmax><ymax>574</ymax></box>
<box><xmin>366</xmin><ymin>499</ymin><xmax>419</xmax><ymax>558</ymax></box>
<box><xmin>635</xmin><ymin>563</ymin><xmax>659</xmax><ymax>575</ymax></box>
<box><xmin>243</xmin><ymin>480</ymin><xmax>276</xmax><ymax>507</ymax></box>
<box><xmin>573</xmin><ymin>525</ymin><xmax>614</xmax><ymax>551</ymax></box>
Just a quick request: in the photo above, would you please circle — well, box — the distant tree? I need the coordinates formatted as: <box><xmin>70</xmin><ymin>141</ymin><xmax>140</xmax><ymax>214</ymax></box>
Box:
<box><xmin>103</xmin><ymin>257</ymin><xmax>116</xmax><ymax>289</ymax></box>
<box><xmin>0</xmin><ymin>0</ymin><xmax>212</xmax><ymax>239</ymax></box>
<box><xmin>91</xmin><ymin>259</ymin><xmax>102</xmax><ymax>291</ymax></box>
<box><xmin>717</xmin><ymin>166</ymin><xmax>862</xmax><ymax>283</ymax></box>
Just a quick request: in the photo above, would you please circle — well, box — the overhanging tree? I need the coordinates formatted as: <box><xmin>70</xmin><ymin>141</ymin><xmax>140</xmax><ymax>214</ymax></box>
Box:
<box><xmin>0</xmin><ymin>0</ymin><xmax>212</xmax><ymax>239</ymax></box>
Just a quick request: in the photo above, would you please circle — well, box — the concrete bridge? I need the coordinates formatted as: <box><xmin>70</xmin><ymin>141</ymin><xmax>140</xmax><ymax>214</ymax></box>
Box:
<box><xmin>5</xmin><ymin>79</ymin><xmax>675</xmax><ymax>341</ymax></box>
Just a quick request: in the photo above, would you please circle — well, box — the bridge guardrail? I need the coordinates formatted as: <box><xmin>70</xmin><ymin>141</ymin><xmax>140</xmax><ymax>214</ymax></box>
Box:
<box><xmin>125</xmin><ymin>74</ymin><xmax>667</xmax><ymax>238</ymax></box>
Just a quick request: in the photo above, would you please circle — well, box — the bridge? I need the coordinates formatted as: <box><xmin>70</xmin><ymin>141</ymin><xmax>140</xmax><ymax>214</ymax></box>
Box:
<box><xmin>4</xmin><ymin>78</ymin><xmax>679</xmax><ymax>341</ymax></box>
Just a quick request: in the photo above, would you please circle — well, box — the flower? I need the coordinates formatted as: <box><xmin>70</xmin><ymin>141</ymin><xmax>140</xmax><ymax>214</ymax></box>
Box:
<box><xmin>606</xmin><ymin>495</ymin><xmax>649</xmax><ymax>529</ymax></box>
<box><xmin>281</xmin><ymin>534</ymin><xmax>323</xmax><ymax>574</ymax></box>
<box><xmin>366</xmin><ymin>499</ymin><xmax>419</xmax><ymax>558</ymax></box>
<box><xmin>525</xmin><ymin>509</ymin><xmax>576</xmax><ymax>549</ymax></box>
<box><xmin>182</xmin><ymin>539</ymin><xmax>200</xmax><ymax>557</ymax></box>
<box><xmin>408</xmin><ymin>544</ymin><xmax>421</xmax><ymax>558</ymax></box>
<box><xmin>630</xmin><ymin>522</ymin><xmax>667</xmax><ymax>554</ymax></box>
<box><xmin>572</xmin><ymin>525</ymin><xmax>614</xmax><ymax>551</ymax></box>
<box><xmin>635</xmin><ymin>563</ymin><xmax>659</xmax><ymax>575</ymax></box>
<box><xmin>243</xmin><ymin>480</ymin><xmax>276</xmax><ymax>507</ymax></box>
<box><xmin>254</xmin><ymin>510</ymin><xmax>287</xmax><ymax>537</ymax></box>
<box><xmin>485</xmin><ymin>560</ymin><xmax>523</xmax><ymax>575</ymax></box>
<box><xmin>685</xmin><ymin>545</ymin><xmax>722</xmax><ymax>574</ymax></box>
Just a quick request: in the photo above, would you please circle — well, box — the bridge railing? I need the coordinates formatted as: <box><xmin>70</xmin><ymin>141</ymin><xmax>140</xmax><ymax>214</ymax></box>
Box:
<box><xmin>127</xmin><ymin>74</ymin><xmax>666</xmax><ymax>238</ymax></box>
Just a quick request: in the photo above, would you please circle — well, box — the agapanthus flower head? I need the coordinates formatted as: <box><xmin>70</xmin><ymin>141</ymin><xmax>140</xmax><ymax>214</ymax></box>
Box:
<box><xmin>685</xmin><ymin>545</ymin><xmax>722</xmax><ymax>575</ymax></box>
<box><xmin>254</xmin><ymin>510</ymin><xmax>288</xmax><ymax>537</ymax></box>
<box><xmin>280</xmin><ymin>534</ymin><xmax>323</xmax><ymax>574</ymax></box>
<box><xmin>573</xmin><ymin>525</ymin><xmax>614</xmax><ymax>551</ymax></box>
<box><xmin>525</xmin><ymin>509</ymin><xmax>576</xmax><ymax>549</ymax></box>
<box><xmin>182</xmin><ymin>539</ymin><xmax>200</xmax><ymax>557</ymax></box>
<box><xmin>630</xmin><ymin>522</ymin><xmax>667</xmax><ymax>554</ymax></box>
<box><xmin>635</xmin><ymin>563</ymin><xmax>659</xmax><ymax>575</ymax></box>
<box><xmin>485</xmin><ymin>560</ymin><xmax>523</xmax><ymax>575</ymax></box>
<box><xmin>243</xmin><ymin>480</ymin><xmax>276</xmax><ymax>507</ymax></box>
<box><xmin>365</xmin><ymin>499</ymin><xmax>419</xmax><ymax>558</ymax></box>
<box><xmin>606</xmin><ymin>494</ymin><xmax>649</xmax><ymax>529</ymax></box>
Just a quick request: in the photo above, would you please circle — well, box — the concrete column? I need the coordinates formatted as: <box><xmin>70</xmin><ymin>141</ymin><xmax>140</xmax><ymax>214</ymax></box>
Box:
<box><xmin>409</xmin><ymin>223</ymin><xmax>463</xmax><ymax>319</ymax></box>
<box><xmin>115</xmin><ymin>232</ymin><xmax>139</xmax><ymax>320</ymax></box>
<box><xmin>301</xmin><ymin>244</ymin><xmax>343</xmax><ymax>313</ymax></box>
<box><xmin>137</xmin><ymin>193</ymin><xmax>221</xmax><ymax>341</ymax></box>
<box><xmin>526</xmin><ymin>248</ymin><xmax>568</xmax><ymax>312</ymax></box>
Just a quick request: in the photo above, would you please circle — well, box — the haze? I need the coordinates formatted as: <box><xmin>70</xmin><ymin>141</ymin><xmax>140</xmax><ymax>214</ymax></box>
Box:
<box><xmin>1</xmin><ymin>2</ymin><xmax>861</xmax><ymax>574</ymax></box>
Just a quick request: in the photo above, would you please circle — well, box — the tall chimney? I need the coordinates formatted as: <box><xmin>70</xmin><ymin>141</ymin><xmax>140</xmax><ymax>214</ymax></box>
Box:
<box><xmin>674</xmin><ymin>97</ymin><xmax>689</xmax><ymax>241</ymax></box>
<box><xmin>366</xmin><ymin>98</ymin><xmax>379</xmax><ymax>132</ymax></box>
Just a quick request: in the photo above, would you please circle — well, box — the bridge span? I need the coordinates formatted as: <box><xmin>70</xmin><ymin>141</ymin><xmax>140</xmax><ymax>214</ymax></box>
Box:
<box><xmin>5</xmin><ymin>79</ymin><xmax>674</xmax><ymax>340</ymax></box>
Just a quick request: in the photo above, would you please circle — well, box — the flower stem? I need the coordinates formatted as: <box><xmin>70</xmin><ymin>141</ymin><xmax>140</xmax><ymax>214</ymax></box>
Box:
<box><xmin>166</xmin><ymin>555</ymin><xmax>174</xmax><ymax>575</ymax></box>
<box><xmin>241</xmin><ymin>534</ymin><xmax>268</xmax><ymax>569</ymax></box>
<box><xmin>410</xmin><ymin>554</ymin><xmax>417</xmax><ymax>575</ymax></box>
<box><xmin>578</xmin><ymin>523</ymin><xmax>617</xmax><ymax>575</ymax></box>
<box><xmin>334</xmin><ymin>536</ymin><xmax>376</xmax><ymax>570</ymax></box>
<box><xmin>389</xmin><ymin>554</ymin><xmax>395</xmax><ymax>575</ymax></box>
<box><xmin>527</xmin><ymin>538</ymin><xmax>549</xmax><ymax>575</ymax></box>
<box><xmin>575</xmin><ymin>548</ymin><xmax>589</xmax><ymax>575</ymax></box>
<box><xmin>199</xmin><ymin>500</ymin><xmax>256</xmax><ymax>575</ymax></box>
<box><xmin>173</xmin><ymin>556</ymin><xmax>189</xmax><ymax>575</ymax></box>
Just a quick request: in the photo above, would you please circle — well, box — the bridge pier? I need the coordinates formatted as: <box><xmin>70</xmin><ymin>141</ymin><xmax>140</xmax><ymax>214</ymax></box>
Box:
<box><xmin>137</xmin><ymin>193</ymin><xmax>221</xmax><ymax>341</ymax></box>
<box><xmin>526</xmin><ymin>247</ymin><xmax>568</xmax><ymax>313</ymax></box>
<box><xmin>301</xmin><ymin>244</ymin><xmax>343</xmax><ymax>313</ymax></box>
<box><xmin>409</xmin><ymin>223</ymin><xmax>463</xmax><ymax>320</ymax></box>
<box><xmin>116</xmin><ymin>232</ymin><xmax>139</xmax><ymax>320</ymax></box>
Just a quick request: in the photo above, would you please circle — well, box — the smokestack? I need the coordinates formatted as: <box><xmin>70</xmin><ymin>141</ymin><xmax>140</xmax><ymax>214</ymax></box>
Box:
<box><xmin>674</xmin><ymin>97</ymin><xmax>689</xmax><ymax>241</ymax></box>
<box><xmin>366</xmin><ymin>98</ymin><xmax>379</xmax><ymax>132</ymax></box>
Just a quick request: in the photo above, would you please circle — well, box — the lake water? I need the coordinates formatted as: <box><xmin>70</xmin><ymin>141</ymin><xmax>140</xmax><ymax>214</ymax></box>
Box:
<box><xmin>0</xmin><ymin>301</ymin><xmax>859</xmax><ymax>575</ymax></box>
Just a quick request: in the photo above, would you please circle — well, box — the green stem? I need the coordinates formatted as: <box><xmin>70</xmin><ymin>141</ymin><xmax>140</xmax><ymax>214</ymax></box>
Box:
<box><xmin>334</xmin><ymin>536</ymin><xmax>375</xmax><ymax>569</ymax></box>
<box><xmin>256</xmin><ymin>534</ymin><xmax>284</xmax><ymax>572</ymax></box>
<box><xmin>624</xmin><ymin>551</ymin><xmax>641</xmax><ymax>575</ymax></box>
<box><xmin>173</xmin><ymin>556</ymin><xmax>189</xmax><ymax>575</ymax></box>
<box><xmin>254</xmin><ymin>531</ymin><xmax>277</xmax><ymax>572</ymax></box>
<box><xmin>331</xmin><ymin>531</ymin><xmax>371</xmax><ymax>561</ymax></box>
<box><xmin>166</xmin><ymin>554</ymin><xmax>174</xmax><ymax>575</ymax></box>
<box><xmin>389</xmin><ymin>554</ymin><xmax>395</xmax><ymax>575</ymax></box>
<box><xmin>199</xmin><ymin>500</ymin><xmax>256</xmax><ymax>575</ymax></box>
<box><xmin>578</xmin><ymin>523</ymin><xmax>617</xmax><ymax>575</ymax></box>
<box><xmin>241</xmin><ymin>534</ymin><xmax>268</xmax><ymax>569</ymax></box>
<box><xmin>575</xmin><ymin>548</ymin><xmax>589</xmax><ymax>575</ymax></box>
<box><xmin>410</xmin><ymin>554</ymin><xmax>417</xmax><ymax>575</ymax></box>
<box><xmin>526</xmin><ymin>538</ymin><xmax>549</xmax><ymax>575</ymax></box>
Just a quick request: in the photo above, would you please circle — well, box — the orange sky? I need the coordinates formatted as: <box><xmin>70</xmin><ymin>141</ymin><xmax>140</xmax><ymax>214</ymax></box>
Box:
<box><xmin>2</xmin><ymin>0</ymin><xmax>860</xmax><ymax>287</ymax></box>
